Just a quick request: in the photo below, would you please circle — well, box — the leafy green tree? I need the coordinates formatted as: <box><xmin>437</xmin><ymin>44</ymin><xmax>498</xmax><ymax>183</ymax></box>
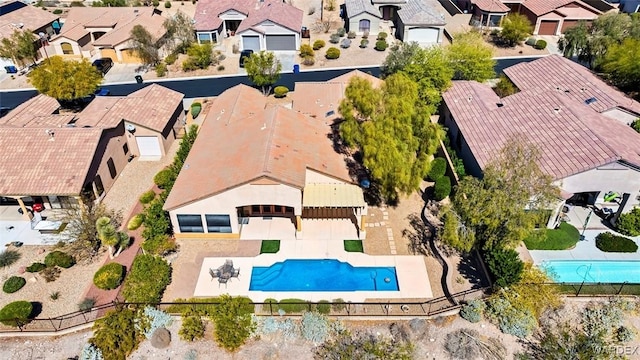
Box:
<box><xmin>601</xmin><ymin>38</ymin><xmax>640</xmax><ymax>91</ymax></box>
<box><xmin>90</xmin><ymin>308</ymin><xmax>142</xmax><ymax>360</ymax></box>
<box><xmin>339</xmin><ymin>74</ymin><xmax>443</xmax><ymax>203</ymax></box>
<box><xmin>558</xmin><ymin>21</ymin><xmax>590</xmax><ymax>59</ymax></box>
<box><xmin>211</xmin><ymin>294</ymin><xmax>255</xmax><ymax>352</ymax></box>
<box><xmin>130</xmin><ymin>25</ymin><xmax>161</xmax><ymax>66</ymax></box>
<box><xmin>244</xmin><ymin>51</ymin><xmax>282</xmax><ymax>95</ymax></box>
<box><xmin>62</xmin><ymin>200</ymin><xmax>121</xmax><ymax>263</ymax></box>
<box><xmin>494</xmin><ymin>75</ymin><xmax>519</xmax><ymax>97</ymax></box>
<box><xmin>141</xmin><ymin>198</ymin><xmax>170</xmax><ymax>240</ymax></box>
<box><xmin>122</xmin><ymin>254</ymin><xmax>171</xmax><ymax>303</ymax></box>
<box><xmin>381</xmin><ymin>41</ymin><xmax>423</xmax><ymax>77</ymax></box>
<box><xmin>398</xmin><ymin>46</ymin><xmax>453</xmax><ymax>114</ymax></box>
<box><xmin>92</xmin><ymin>0</ymin><xmax>126</xmax><ymax>6</ymax></box>
<box><xmin>484</xmin><ymin>247</ymin><xmax>523</xmax><ymax>287</ymax></box>
<box><xmin>96</xmin><ymin>217</ymin><xmax>118</xmax><ymax>259</ymax></box>
<box><xmin>0</xmin><ymin>29</ymin><xmax>37</xmax><ymax>68</ymax></box>
<box><xmin>163</xmin><ymin>10</ymin><xmax>196</xmax><ymax>53</ymax></box>
<box><xmin>28</xmin><ymin>56</ymin><xmax>102</xmax><ymax>101</ymax></box>
<box><xmin>440</xmin><ymin>206</ymin><xmax>475</xmax><ymax>253</ymax></box>
<box><xmin>500</xmin><ymin>13</ymin><xmax>533</xmax><ymax>46</ymax></box>
<box><xmin>615</xmin><ymin>207</ymin><xmax>640</xmax><ymax>237</ymax></box>
<box><xmin>453</xmin><ymin>137</ymin><xmax>559</xmax><ymax>250</ymax></box>
<box><xmin>446</xmin><ymin>31</ymin><xmax>495</xmax><ymax>82</ymax></box>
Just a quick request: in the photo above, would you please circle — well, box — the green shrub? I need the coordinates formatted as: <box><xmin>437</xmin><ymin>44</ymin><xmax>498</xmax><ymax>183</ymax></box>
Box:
<box><xmin>122</xmin><ymin>254</ymin><xmax>171</xmax><ymax>303</ymax></box>
<box><xmin>278</xmin><ymin>298</ymin><xmax>309</xmax><ymax>313</ymax></box>
<box><xmin>217</xmin><ymin>65</ymin><xmax>225</xmax><ymax>71</ymax></box>
<box><xmin>336</xmin><ymin>28</ymin><xmax>346</xmax><ymax>37</ymax></box>
<box><xmin>428</xmin><ymin>157</ymin><xmax>447</xmax><ymax>181</ymax></box>
<box><xmin>299</xmin><ymin>44</ymin><xmax>314</xmax><ymax>57</ymax></box>
<box><xmin>377</xmin><ymin>32</ymin><xmax>388</xmax><ymax>40</ymax></box>
<box><xmin>165</xmin><ymin>53</ymin><xmax>177</xmax><ymax>65</ymax></box>
<box><xmin>375</xmin><ymin>40</ymin><xmax>388</xmax><ymax>51</ymax></box>
<box><xmin>127</xmin><ymin>214</ymin><xmax>144</xmax><ymax>230</ymax></box>
<box><xmin>302</xmin><ymin>55</ymin><xmax>315</xmax><ymax>66</ymax></box>
<box><xmin>316</xmin><ymin>300</ymin><xmax>331</xmax><ymax>314</ymax></box>
<box><xmin>153</xmin><ymin>0</ymin><xmax>160</xmax><ymax>6</ymax></box>
<box><xmin>485</xmin><ymin>248</ymin><xmax>524</xmax><ymax>287</ymax></box>
<box><xmin>0</xmin><ymin>249</ymin><xmax>20</xmax><ymax>268</ymax></box>
<box><xmin>434</xmin><ymin>176</ymin><xmax>452</xmax><ymax>201</ymax></box>
<box><xmin>329</xmin><ymin>34</ymin><xmax>340</xmax><ymax>44</ymax></box>
<box><xmin>44</xmin><ymin>251</ymin><xmax>75</xmax><ymax>268</ymax></box>
<box><xmin>596</xmin><ymin>232</ymin><xmax>638</xmax><ymax>253</ymax></box>
<box><xmin>347</xmin><ymin>31</ymin><xmax>357</xmax><ymax>39</ymax></box>
<box><xmin>313</xmin><ymin>40</ymin><xmax>326</xmax><ymax>50</ymax></box>
<box><xmin>70</xmin><ymin>1</ymin><xmax>85</xmax><ymax>6</ymax></box>
<box><xmin>90</xmin><ymin>308</ymin><xmax>141</xmax><ymax>360</ymax></box>
<box><xmin>0</xmin><ymin>301</ymin><xmax>33</xmax><ymax>327</ymax></box>
<box><xmin>525</xmin><ymin>37</ymin><xmax>537</xmax><ymax>46</ymax></box>
<box><xmin>141</xmin><ymin>198</ymin><xmax>170</xmax><ymax>240</ymax></box>
<box><xmin>616</xmin><ymin>208</ymin><xmax>640</xmax><ymax>236</ymax></box>
<box><xmin>179</xmin><ymin>312</ymin><xmax>206</xmax><ymax>341</ymax></box>
<box><xmin>460</xmin><ymin>299</ymin><xmax>485</xmax><ymax>323</ymax></box>
<box><xmin>331</xmin><ymin>298</ymin><xmax>347</xmax><ymax>312</ymax></box>
<box><xmin>141</xmin><ymin>234</ymin><xmax>177</xmax><ymax>256</ymax></box>
<box><xmin>190</xmin><ymin>102</ymin><xmax>202</xmax><ymax>118</ymax></box>
<box><xmin>325</xmin><ymin>47</ymin><xmax>340</xmax><ymax>59</ymax></box>
<box><xmin>52</xmin><ymin>9</ymin><xmax>63</xmax><ymax>14</ymax></box>
<box><xmin>314</xmin><ymin>330</ymin><xmax>414</xmax><ymax>358</ymax></box>
<box><xmin>211</xmin><ymin>295</ymin><xmax>255</xmax><ymax>351</ymax></box>
<box><xmin>155</xmin><ymin>61</ymin><xmax>167</xmax><ymax>77</ymax></box>
<box><xmin>632</xmin><ymin>119</ymin><xmax>640</xmax><ymax>133</ymax></box>
<box><xmin>3</xmin><ymin>276</ymin><xmax>26</xmax><ymax>294</ymax></box>
<box><xmin>78</xmin><ymin>297</ymin><xmax>96</xmax><ymax>312</ymax></box>
<box><xmin>360</xmin><ymin>39</ymin><xmax>369</xmax><ymax>48</ymax></box>
<box><xmin>26</xmin><ymin>262</ymin><xmax>46</xmax><ymax>273</ymax></box>
<box><xmin>274</xmin><ymin>86</ymin><xmax>289</xmax><ymax>98</ymax></box>
<box><xmin>139</xmin><ymin>190</ymin><xmax>156</xmax><ymax>204</ymax></box>
<box><xmin>534</xmin><ymin>39</ymin><xmax>547</xmax><ymax>50</ymax></box>
<box><xmin>153</xmin><ymin>167</ymin><xmax>176</xmax><ymax>189</ymax></box>
<box><xmin>164</xmin><ymin>0</ymin><xmax>171</xmax><ymax>8</ymax></box>
<box><xmin>93</xmin><ymin>263</ymin><xmax>125</xmax><ymax>290</ymax></box>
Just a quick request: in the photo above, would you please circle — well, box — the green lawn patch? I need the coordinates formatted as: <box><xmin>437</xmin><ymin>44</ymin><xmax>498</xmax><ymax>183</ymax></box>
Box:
<box><xmin>344</xmin><ymin>240</ymin><xmax>364</xmax><ymax>252</ymax></box>
<box><xmin>523</xmin><ymin>222</ymin><xmax>580</xmax><ymax>250</ymax></box>
<box><xmin>595</xmin><ymin>232</ymin><xmax>638</xmax><ymax>253</ymax></box>
<box><xmin>260</xmin><ymin>240</ymin><xmax>280</xmax><ymax>254</ymax></box>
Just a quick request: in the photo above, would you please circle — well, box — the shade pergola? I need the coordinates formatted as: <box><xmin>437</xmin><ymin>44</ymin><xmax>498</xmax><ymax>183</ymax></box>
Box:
<box><xmin>302</xmin><ymin>183</ymin><xmax>366</xmax><ymax>208</ymax></box>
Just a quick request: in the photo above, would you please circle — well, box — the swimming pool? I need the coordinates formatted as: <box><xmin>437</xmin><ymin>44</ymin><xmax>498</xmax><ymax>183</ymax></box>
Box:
<box><xmin>542</xmin><ymin>260</ymin><xmax>640</xmax><ymax>283</ymax></box>
<box><xmin>249</xmin><ymin>259</ymin><xmax>399</xmax><ymax>291</ymax></box>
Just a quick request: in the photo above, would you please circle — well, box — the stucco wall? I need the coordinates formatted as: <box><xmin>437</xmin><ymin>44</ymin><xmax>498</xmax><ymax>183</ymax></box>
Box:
<box><xmin>85</xmin><ymin>123</ymin><xmax>129</xmax><ymax>199</ymax></box>
<box><xmin>560</xmin><ymin>163</ymin><xmax>640</xmax><ymax>197</ymax></box>
<box><xmin>237</xmin><ymin>21</ymin><xmax>301</xmax><ymax>51</ymax></box>
<box><xmin>347</xmin><ymin>12</ymin><xmax>381</xmax><ymax>36</ymax></box>
<box><xmin>442</xmin><ymin>105</ymin><xmax>483</xmax><ymax>178</ymax></box>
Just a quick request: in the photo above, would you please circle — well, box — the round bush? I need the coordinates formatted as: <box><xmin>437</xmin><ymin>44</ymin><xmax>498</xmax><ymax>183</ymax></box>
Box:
<box><xmin>3</xmin><ymin>276</ymin><xmax>26</xmax><ymax>294</ymax></box>
<box><xmin>460</xmin><ymin>299</ymin><xmax>485</xmax><ymax>323</ymax></box>
<box><xmin>164</xmin><ymin>0</ymin><xmax>171</xmax><ymax>8</ymax></box>
<box><xmin>375</xmin><ymin>40</ymin><xmax>388</xmax><ymax>51</ymax></box>
<box><xmin>595</xmin><ymin>232</ymin><xmax>638</xmax><ymax>253</ymax></box>
<box><xmin>316</xmin><ymin>300</ymin><xmax>331</xmax><ymax>314</ymax></box>
<box><xmin>93</xmin><ymin>263</ymin><xmax>125</xmax><ymax>290</ymax></box>
<box><xmin>44</xmin><ymin>251</ymin><xmax>75</xmax><ymax>269</ymax></box>
<box><xmin>434</xmin><ymin>176</ymin><xmax>452</xmax><ymax>201</ymax></box>
<box><xmin>312</xmin><ymin>40</ymin><xmax>325</xmax><ymax>50</ymax></box>
<box><xmin>347</xmin><ymin>31</ymin><xmax>356</xmax><ymax>39</ymax></box>
<box><xmin>377</xmin><ymin>32</ymin><xmax>388</xmax><ymax>40</ymax></box>
<box><xmin>127</xmin><ymin>214</ymin><xmax>144</xmax><ymax>230</ymax></box>
<box><xmin>52</xmin><ymin>9</ymin><xmax>63</xmax><ymax>14</ymax></box>
<box><xmin>302</xmin><ymin>55</ymin><xmax>315</xmax><ymax>66</ymax></box>
<box><xmin>190</xmin><ymin>102</ymin><xmax>202</xmax><ymax>118</ymax></box>
<box><xmin>360</xmin><ymin>39</ymin><xmax>369</xmax><ymax>48</ymax></box>
<box><xmin>428</xmin><ymin>157</ymin><xmax>447</xmax><ymax>181</ymax></box>
<box><xmin>165</xmin><ymin>53</ymin><xmax>177</xmax><ymax>65</ymax></box>
<box><xmin>274</xmin><ymin>86</ymin><xmax>289</xmax><ymax>98</ymax></box>
<box><xmin>139</xmin><ymin>190</ymin><xmax>156</xmax><ymax>204</ymax></box>
<box><xmin>299</xmin><ymin>44</ymin><xmax>314</xmax><ymax>57</ymax></box>
<box><xmin>0</xmin><ymin>301</ymin><xmax>32</xmax><ymax>327</ymax></box>
<box><xmin>154</xmin><ymin>167</ymin><xmax>176</xmax><ymax>189</ymax></box>
<box><xmin>325</xmin><ymin>47</ymin><xmax>340</xmax><ymax>59</ymax></box>
<box><xmin>336</xmin><ymin>28</ymin><xmax>346</xmax><ymax>37</ymax></box>
<box><xmin>329</xmin><ymin>34</ymin><xmax>340</xmax><ymax>44</ymax></box>
<box><xmin>26</xmin><ymin>262</ymin><xmax>46</xmax><ymax>273</ymax></box>
<box><xmin>534</xmin><ymin>39</ymin><xmax>547</xmax><ymax>50</ymax></box>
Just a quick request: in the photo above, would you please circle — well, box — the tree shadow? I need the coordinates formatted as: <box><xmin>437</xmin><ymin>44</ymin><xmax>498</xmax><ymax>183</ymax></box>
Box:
<box><xmin>403</xmin><ymin>213</ymin><xmax>434</xmax><ymax>257</ymax></box>
<box><xmin>30</xmin><ymin>302</ymin><xmax>43</xmax><ymax>319</ymax></box>
<box><xmin>457</xmin><ymin>253</ymin><xmax>491</xmax><ymax>289</ymax></box>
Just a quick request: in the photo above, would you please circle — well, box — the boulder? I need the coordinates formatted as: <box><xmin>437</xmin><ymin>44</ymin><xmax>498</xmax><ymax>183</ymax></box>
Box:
<box><xmin>150</xmin><ymin>327</ymin><xmax>171</xmax><ymax>349</ymax></box>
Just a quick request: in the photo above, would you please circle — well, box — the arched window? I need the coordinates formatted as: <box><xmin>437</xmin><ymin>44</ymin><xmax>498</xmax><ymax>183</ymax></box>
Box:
<box><xmin>60</xmin><ymin>42</ymin><xmax>73</xmax><ymax>55</ymax></box>
<box><xmin>359</xmin><ymin>19</ymin><xmax>371</xmax><ymax>33</ymax></box>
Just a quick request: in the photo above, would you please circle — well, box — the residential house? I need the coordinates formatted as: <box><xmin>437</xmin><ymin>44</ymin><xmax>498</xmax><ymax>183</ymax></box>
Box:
<box><xmin>194</xmin><ymin>0</ymin><xmax>303</xmax><ymax>51</ymax></box>
<box><xmin>163</xmin><ymin>71</ymin><xmax>384</xmax><ymax>240</ymax></box>
<box><xmin>0</xmin><ymin>1</ymin><xmax>60</xmax><ymax>71</ymax></box>
<box><xmin>619</xmin><ymin>0</ymin><xmax>640</xmax><ymax>12</ymax></box>
<box><xmin>49</xmin><ymin>7</ymin><xmax>165</xmax><ymax>63</ymax></box>
<box><xmin>517</xmin><ymin>0</ymin><xmax>607</xmax><ymax>35</ymax></box>
<box><xmin>456</xmin><ymin>0</ymin><xmax>510</xmax><ymax>27</ymax></box>
<box><xmin>441</xmin><ymin>55</ymin><xmax>640</xmax><ymax>227</ymax></box>
<box><xmin>0</xmin><ymin>84</ymin><xmax>184</xmax><ymax>217</ymax></box>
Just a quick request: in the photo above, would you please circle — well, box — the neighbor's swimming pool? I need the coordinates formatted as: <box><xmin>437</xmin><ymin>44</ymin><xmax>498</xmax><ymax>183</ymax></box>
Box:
<box><xmin>249</xmin><ymin>259</ymin><xmax>399</xmax><ymax>291</ymax></box>
<box><xmin>542</xmin><ymin>260</ymin><xmax>640</xmax><ymax>283</ymax></box>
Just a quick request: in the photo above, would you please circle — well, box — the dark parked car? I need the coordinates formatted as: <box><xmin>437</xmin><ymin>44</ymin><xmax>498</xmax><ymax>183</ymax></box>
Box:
<box><xmin>92</xmin><ymin>57</ymin><xmax>113</xmax><ymax>75</ymax></box>
<box><xmin>239</xmin><ymin>49</ymin><xmax>253</xmax><ymax>68</ymax></box>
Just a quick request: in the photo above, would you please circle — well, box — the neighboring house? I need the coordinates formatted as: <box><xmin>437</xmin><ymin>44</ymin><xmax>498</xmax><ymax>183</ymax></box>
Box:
<box><xmin>456</xmin><ymin>0</ymin><xmax>510</xmax><ymax>27</ymax></box>
<box><xmin>441</xmin><ymin>55</ymin><xmax>640</xmax><ymax>227</ymax></box>
<box><xmin>0</xmin><ymin>1</ymin><xmax>60</xmax><ymax>71</ymax></box>
<box><xmin>619</xmin><ymin>0</ymin><xmax>640</xmax><ymax>12</ymax></box>
<box><xmin>163</xmin><ymin>71</ymin><xmax>381</xmax><ymax>240</ymax></box>
<box><xmin>0</xmin><ymin>84</ymin><xmax>184</xmax><ymax>217</ymax></box>
<box><xmin>518</xmin><ymin>0</ymin><xmax>606</xmax><ymax>35</ymax></box>
<box><xmin>343</xmin><ymin>0</ymin><xmax>454</xmax><ymax>44</ymax></box>
<box><xmin>194</xmin><ymin>0</ymin><xmax>303</xmax><ymax>51</ymax></box>
<box><xmin>49</xmin><ymin>7</ymin><xmax>165</xmax><ymax>63</ymax></box>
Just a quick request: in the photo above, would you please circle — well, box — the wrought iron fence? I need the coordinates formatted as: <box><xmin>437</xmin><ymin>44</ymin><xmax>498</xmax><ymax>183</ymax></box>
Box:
<box><xmin>540</xmin><ymin>282</ymin><xmax>640</xmax><ymax>296</ymax></box>
<box><xmin>0</xmin><ymin>287</ymin><xmax>488</xmax><ymax>333</ymax></box>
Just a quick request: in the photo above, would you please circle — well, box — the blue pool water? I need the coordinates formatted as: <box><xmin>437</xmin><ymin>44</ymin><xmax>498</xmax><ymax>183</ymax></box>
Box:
<box><xmin>542</xmin><ymin>260</ymin><xmax>640</xmax><ymax>283</ymax></box>
<box><xmin>249</xmin><ymin>259</ymin><xmax>399</xmax><ymax>291</ymax></box>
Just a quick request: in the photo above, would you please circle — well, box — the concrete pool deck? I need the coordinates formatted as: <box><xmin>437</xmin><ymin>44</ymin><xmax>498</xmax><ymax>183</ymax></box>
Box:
<box><xmin>193</xmin><ymin>241</ymin><xmax>433</xmax><ymax>302</ymax></box>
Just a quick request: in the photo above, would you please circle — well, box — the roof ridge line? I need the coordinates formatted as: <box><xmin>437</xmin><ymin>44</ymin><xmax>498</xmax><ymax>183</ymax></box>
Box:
<box><xmin>262</xmin><ymin>107</ymin><xmax>279</xmax><ymax>174</ymax></box>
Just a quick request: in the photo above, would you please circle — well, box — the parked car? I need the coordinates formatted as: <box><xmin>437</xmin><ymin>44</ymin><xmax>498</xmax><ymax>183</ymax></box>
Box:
<box><xmin>92</xmin><ymin>57</ymin><xmax>113</xmax><ymax>75</ymax></box>
<box><xmin>239</xmin><ymin>50</ymin><xmax>253</xmax><ymax>68</ymax></box>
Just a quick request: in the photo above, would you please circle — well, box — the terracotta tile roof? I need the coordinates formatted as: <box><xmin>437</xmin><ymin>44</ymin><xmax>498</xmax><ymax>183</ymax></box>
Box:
<box><xmin>345</xmin><ymin>0</ymin><xmax>381</xmax><ymax>17</ymax></box>
<box><xmin>504</xmin><ymin>55</ymin><xmax>640</xmax><ymax>115</ymax></box>
<box><xmin>0</xmin><ymin>95</ymin><xmax>61</xmax><ymax>127</ymax></box>
<box><xmin>193</xmin><ymin>0</ymin><xmax>253</xmax><ymax>31</ymax></box>
<box><xmin>236</xmin><ymin>0</ymin><xmax>303</xmax><ymax>34</ymax></box>
<box><xmin>329</xmin><ymin>70</ymin><xmax>384</xmax><ymax>87</ymax></box>
<box><xmin>0</xmin><ymin>1</ymin><xmax>59</xmax><ymax>42</ymax></box>
<box><xmin>0</xmin><ymin>127</ymin><xmax>103</xmax><ymax>196</ymax></box>
<box><xmin>471</xmin><ymin>0</ymin><xmax>510</xmax><ymax>12</ymax></box>
<box><xmin>55</xmin><ymin>7</ymin><xmax>165</xmax><ymax>46</ymax></box>
<box><xmin>521</xmin><ymin>0</ymin><xmax>599</xmax><ymax>16</ymax></box>
<box><xmin>164</xmin><ymin>84</ymin><xmax>352</xmax><ymax>210</ymax></box>
<box><xmin>442</xmin><ymin>79</ymin><xmax>640</xmax><ymax>180</ymax></box>
<box><xmin>398</xmin><ymin>0</ymin><xmax>447</xmax><ymax>25</ymax></box>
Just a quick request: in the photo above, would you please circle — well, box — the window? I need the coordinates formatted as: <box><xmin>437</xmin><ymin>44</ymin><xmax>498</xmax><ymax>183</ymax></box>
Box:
<box><xmin>61</xmin><ymin>42</ymin><xmax>74</xmax><ymax>55</ymax></box>
<box><xmin>205</xmin><ymin>214</ymin><xmax>232</xmax><ymax>233</ymax></box>
<box><xmin>177</xmin><ymin>214</ymin><xmax>204</xmax><ymax>233</ymax></box>
<box><xmin>198</xmin><ymin>32</ymin><xmax>212</xmax><ymax>44</ymax></box>
<box><xmin>93</xmin><ymin>31</ymin><xmax>106</xmax><ymax>41</ymax></box>
<box><xmin>94</xmin><ymin>175</ymin><xmax>104</xmax><ymax>196</ymax></box>
<box><xmin>359</xmin><ymin>19</ymin><xmax>371</xmax><ymax>33</ymax></box>
<box><xmin>252</xmin><ymin>205</ymin><xmax>261</xmax><ymax>213</ymax></box>
<box><xmin>123</xmin><ymin>143</ymin><xmax>129</xmax><ymax>154</ymax></box>
<box><xmin>107</xmin><ymin>158</ymin><xmax>117</xmax><ymax>179</ymax></box>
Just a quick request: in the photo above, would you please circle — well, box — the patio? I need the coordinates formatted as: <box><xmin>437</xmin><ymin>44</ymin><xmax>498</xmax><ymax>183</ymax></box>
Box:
<box><xmin>0</xmin><ymin>206</ymin><xmax>68</xmax><ymax>247</ymax></box>
<box><xmin>238</xmin><ymin>218</ymin><xmax>360</xmax><ymax>241</ymax></box>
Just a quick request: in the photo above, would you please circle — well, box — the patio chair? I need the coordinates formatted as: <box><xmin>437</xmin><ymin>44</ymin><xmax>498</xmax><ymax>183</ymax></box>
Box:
<box><xmin>218</xmin><ymin>277</ymin><xmax>228</xmax><ymax>288</ymax></box>
<box><xmin>231</xmin><ymin>268</ymin><xmax>240</xmax><ymax>278</ymax></box>
<box><xmin>225</xmin><ymin>259</ymin><xmax>234</xmax><ymax>267</ymax></box>
<box><xmin>209</xmin><ymin>268</ymin><xmax>220</xmax><ymax>281</ymax></box>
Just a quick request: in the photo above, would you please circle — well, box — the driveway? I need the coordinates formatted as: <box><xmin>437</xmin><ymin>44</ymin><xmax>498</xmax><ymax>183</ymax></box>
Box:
<box><xmin>103</xmin><ymin>64</ymin><xmax>146</xmax><ymax>84</ymax></box>
<box><xmin>274</xmin><ymin>51</ymin><xmax>298</xmax><ymax>73</ymax></box>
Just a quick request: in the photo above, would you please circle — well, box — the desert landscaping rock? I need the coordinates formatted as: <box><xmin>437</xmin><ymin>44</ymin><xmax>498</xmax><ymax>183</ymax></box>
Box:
<box><xmin>150</xmin><ymin>327</ymin><xmax>171</xmax><ymax>349</ymax></box>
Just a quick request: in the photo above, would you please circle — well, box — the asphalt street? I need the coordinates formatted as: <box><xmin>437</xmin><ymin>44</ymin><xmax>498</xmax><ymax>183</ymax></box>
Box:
<box><xmin>0</xmin><ymin>57</ymin><xmax>539</xmax><ymax>110</ymax></box>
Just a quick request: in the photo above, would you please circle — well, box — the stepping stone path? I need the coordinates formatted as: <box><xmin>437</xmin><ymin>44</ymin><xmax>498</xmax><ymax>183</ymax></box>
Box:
<box><xmin>365</xmin><ymin>207</ymin><xmax>397</xmax><ymax>254</ymax></box>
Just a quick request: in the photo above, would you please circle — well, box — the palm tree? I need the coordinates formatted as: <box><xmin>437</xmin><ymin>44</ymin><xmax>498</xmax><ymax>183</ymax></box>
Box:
<box><xmin>96</xmin><ymin>217</ymin><xmax>118</xmax><ymax>259</ymax></box>
<box><xmin>113</xmin><ymin>231</ymin><xmax>131</xmax><ymax>257</ymax></box>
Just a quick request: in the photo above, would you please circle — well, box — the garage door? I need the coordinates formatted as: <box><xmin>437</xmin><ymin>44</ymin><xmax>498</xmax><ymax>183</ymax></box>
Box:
<box><xmin>120</xmin><ymin>49</ymin><xmax>141</xmax><ymax>64</ymax></box>
<box><xmin>100</xmin><ymin>48</ymin><xmax>117</xmax><ymax>62</ymax></box>
<box><xmin>242</xmin><ymin>36</ymin><xmax>260</xmax><ymax>51</ymax></box>
<box><xmin>135</xmin><ymin>136</ymin><xmax>162</xmax><ymax>157</ymax></box>
<box><xmin>265</xmin><ymin>35</ymin><xmax>296</xmax><ymax>51</ymax></box>
<box><xmin>407</xmin><ymin>27</ymin><xmax>439</xmax><ymax>44</ymax></box>
<box><xmin>561</xmin><ymin>20</ymin><xmax>578</xmax><ymax>33</ymax></box>
<box><xmin>538</xmin><ymin>20</ymin><xmax>559</xmax><ymax>35</ymax></box>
